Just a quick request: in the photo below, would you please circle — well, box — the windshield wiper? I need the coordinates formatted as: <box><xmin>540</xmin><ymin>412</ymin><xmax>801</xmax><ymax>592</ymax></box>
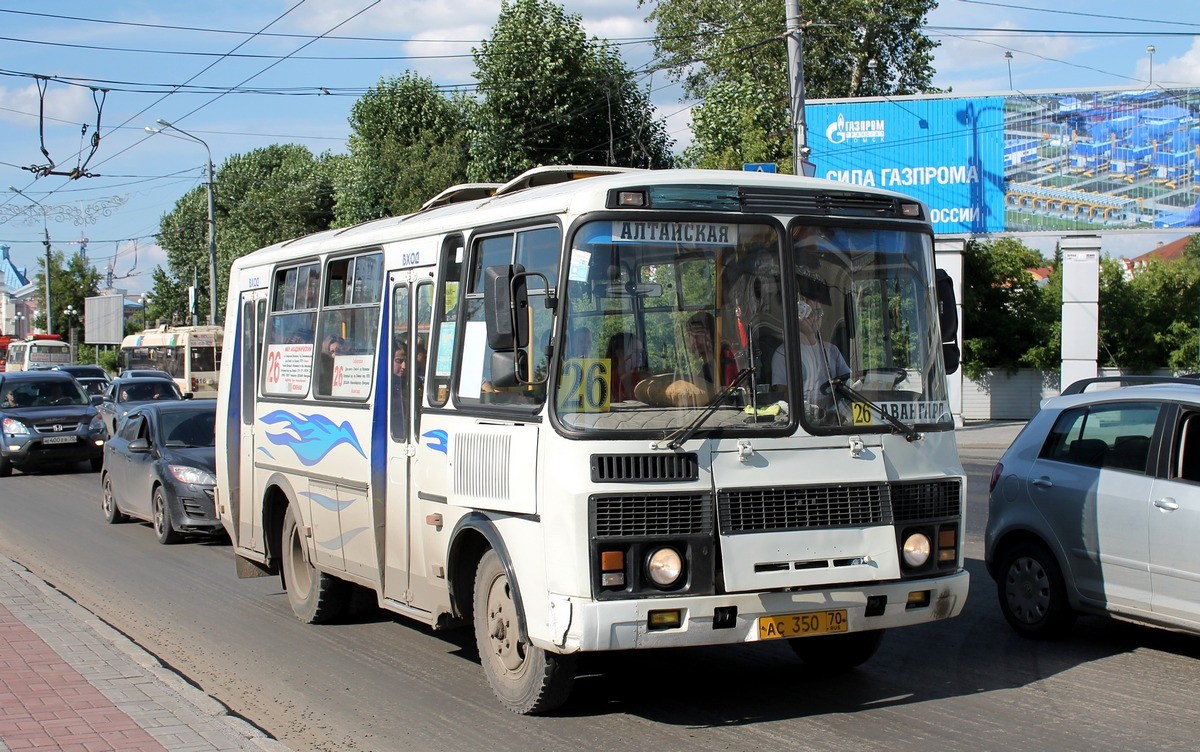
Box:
<box><xmin>825</xmin><ymin>377</ymin><xmax>921</xmax><ymax>442</ymax></box>
<box><xmin>661</xmin><ymin>368</ymin><xmax>753</xmax><ymax>451</ymax></box>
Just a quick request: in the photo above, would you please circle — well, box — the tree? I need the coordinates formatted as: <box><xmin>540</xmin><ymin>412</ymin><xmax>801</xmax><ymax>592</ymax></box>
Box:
<box><xmin>334</xmin><ymin>74</ymin><xmax>472</xmax><ymax>225</ymax></box>
<box><xmin>31</xmin><ymin>248</ymin><xmax>103</xmax><ymax>337</ymax></box>
<box><xmin>644</xmin><ymin>0</ymin><xmax>940</xmax><ymax>169</ymax></box>
<box><xmin>961</xmin><ymin>238</ymin><xmax>1052</xmax><ymax>380</ymax></box>
<box><xmin>156</xmin><ymin>144</ymin><xmax>337</xmax><ymax>322</ymax></box>
<box><xmin>469</xmin><ymin>0</ymin><xmax>673</xmax><ymax>182</ymax></box>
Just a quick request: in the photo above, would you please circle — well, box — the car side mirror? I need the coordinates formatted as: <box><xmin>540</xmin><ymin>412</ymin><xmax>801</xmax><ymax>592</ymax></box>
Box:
<box><xmin>128</xmin><ymin>438</ymin><xmax>150</xmax><ymax>453</ymax></box>
<box><xmin>182</xmin><ymin>393</ymin><xmax>193</xmax><ymax>400</ymax></box>
<box><xmin>90</xmin><ymin>395</ymin><xmax>104</xmax><ymax>406</ymax></box>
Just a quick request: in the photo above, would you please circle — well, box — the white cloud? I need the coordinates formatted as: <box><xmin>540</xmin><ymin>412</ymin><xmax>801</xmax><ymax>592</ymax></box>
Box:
<box><xmin>1145</xmin><ymin>38</ymin><xmax>1200</xmax><ymax>88</ymax></box>
<box><xmin>0</xmin><ymin>82</ymin><xmax>94</xmax><ymax>128</ymax></box>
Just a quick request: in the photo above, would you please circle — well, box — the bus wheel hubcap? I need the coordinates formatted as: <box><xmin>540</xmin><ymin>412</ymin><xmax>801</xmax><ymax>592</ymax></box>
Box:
<box><xmin>486</xmin><ymin>576</ymin><xmax>523</xmax><ymax>672</ymax></box>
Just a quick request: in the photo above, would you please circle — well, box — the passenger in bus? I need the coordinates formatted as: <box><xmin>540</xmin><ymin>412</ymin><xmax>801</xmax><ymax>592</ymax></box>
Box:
<box><xmin>414</xmin><ymin>338</ymin><xmax>427</xmax><ymax>387</ymax></box>
<box><xmin>317</xmin><ymin>334</ymin><xmax>347</xmax><ymax>393</ymax></box>
<box><xmin>605</xmin><ymin>332</ymin><xmax>645</xmax><ymax>403</ymax></box>
<box><xmin>771</xmin><ymin>294</ymin><xmax>850</xmax><ymax>414</ymax></box>
<box><xmin>685</xmin><ymin>312</ymin><xmax>738</xmax><ymax>388</ymax></box>
<box><xmin>390</xmin><ymin>342</ymin><xmax>407</xmax><ymax>436</ymax></box>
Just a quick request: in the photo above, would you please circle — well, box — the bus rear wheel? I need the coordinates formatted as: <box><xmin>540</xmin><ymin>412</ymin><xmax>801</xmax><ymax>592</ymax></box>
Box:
<box><xmin>473</xmin><ymin>549</ymin><xmax>575</xmax><ymax>715</ymax></box>
<box><xmin>788</xmin><ymin>629</ymin><xmax>885</xmax><ymax>671</ymax></box>
<box><xmin>281</xmin><ymin>505</ymin><xmax>348</xmax><ymax>624</ymax></box>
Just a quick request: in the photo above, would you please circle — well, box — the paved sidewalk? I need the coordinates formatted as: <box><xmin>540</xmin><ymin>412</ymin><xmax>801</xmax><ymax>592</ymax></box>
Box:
<box><xmin>0</xmin><ymin>556</ymin><xmax>288</xmax><ymax>752</ymax></box>
<box><xmin>956</xmin><ymin>420</ymin><xmax>1027</xmax><ymax>452</ymax></box>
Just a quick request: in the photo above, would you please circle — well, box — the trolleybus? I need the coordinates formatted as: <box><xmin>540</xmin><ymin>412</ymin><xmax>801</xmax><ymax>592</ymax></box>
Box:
<box><xmin>215</xmin><ymin>166</ymin><xmax>967</xmax><ymax>713</ymax></box>
<box><xmin>5</xmin><ymin>334</ymin><xmax>70</xmax><ymax>372</ymax></box>
<box><xmin>119</xmin><ymin>325</ymin><xmax>223</xmax><ymax>397</ymax></box>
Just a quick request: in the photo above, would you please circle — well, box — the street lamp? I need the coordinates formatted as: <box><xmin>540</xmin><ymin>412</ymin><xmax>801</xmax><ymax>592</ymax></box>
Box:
<box><xmin>1147</xmin><ymin>45</ymin><xmax>1156</xmax><ymax>86</ymax></box>
<box><xmin>1005</xmin><ymin>51</ymin><xmax>1014</xmax><ymax>90</ymax></box>
<box><xmin>139</xmin><ymin>293</ymin><xmax>152</xmax><ymax>331</ymax></box>
<box><xmin>14</xmin><ymin>312</ymin><xmax>25</xmax><ymax>339</ymax></box>
<box><xmin>7</xmin><ymin>186</ymin><xmax>53</xmax><ymax>335</ymax></box>
<box><xmin>145</xmin><ymin>120</ymin><xmax>217</xmax><ymax>326</ymax></box>
<box><xmin>63</xmin><ymin>305</ymin><xmax>78</xmax><ymax>363</ymax></box>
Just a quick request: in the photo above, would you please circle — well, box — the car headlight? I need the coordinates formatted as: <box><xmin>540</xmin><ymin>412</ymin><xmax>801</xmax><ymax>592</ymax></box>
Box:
<box><xmin>902</xmin><ymin>532</ymin><xmax>932</xmax><ymax>568</ymax></box>
<box><xmin>2</xmin><ymin>417</ymin><xmax>30</xmax><ymax>436</ymax></box>
<box><xmin>168</xmin><ymin>465</ymin><xmax>216</xmax><ymax>485</ymax></box>
<box><xmin>646</xmin><ymin>547</ymin><xmax>684</xmax><ymax>587</ymax></box>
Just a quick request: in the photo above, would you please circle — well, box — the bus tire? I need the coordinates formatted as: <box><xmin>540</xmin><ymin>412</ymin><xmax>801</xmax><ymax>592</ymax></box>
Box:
<box><xmin>281</xmin><ymin>505</ymin><xmax>348</xmax><ymax>624</ymax></box>
<box><xmin>473</xmin><ymin>549</ymin><xmax>575</xmax><ymax>715</ymax></box>
<box><xmin>788</xmin><ymin>629</ymin><xmax>885</xmax><ymax>671</ymax></box>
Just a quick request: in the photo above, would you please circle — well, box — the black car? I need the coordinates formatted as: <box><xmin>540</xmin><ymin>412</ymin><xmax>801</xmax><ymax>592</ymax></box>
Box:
<box><xmin>0</xmin><ymin>371</ymin><xmax>107</xmax><ymax>476</ymax></box>
<box><xmin>52</xmin><ymin>364</ymin><xmax>111</xmax><ymax>380</ymax></box>
<box><xmin>118</xmin><ymin>369</ymin><xmax>174</xmax><ymax>380</ymax></box>
<box><xmin>98</xmin><ymin>376</ymin><xmax>187</xmax><ymax>436</ymax></box>
<box><xmin>101</xmin><ymin>401</ymin><xmax>220</xmax><ymax>543</ymax></box>
<box><xmin>75</xmin><ymin>376</ymin><xmax>110</xmax><ymax>399</ymax></box>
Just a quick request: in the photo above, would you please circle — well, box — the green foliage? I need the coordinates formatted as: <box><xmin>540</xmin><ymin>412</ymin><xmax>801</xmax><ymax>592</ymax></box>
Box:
<box><xmin>469</xmin><ymin>0</ymin><xmax>673</xmax><ymax>182</ymax></box>
<box><xmin>75</xmin><ymin>345</ymin><xmax>118</xmax><ymax>374</ymax></box>
<box><xmin>31</xmin><ymin>249</ymin><xmax>102</xmax><ymax>335</ymax></box>
<box><xmin>156</xmin><ymin>144</ymin><xmax>337</xmax><ymax>322</ymax></box>
<box><xmin>961</xmin><ymin>237</ymin><xmax>1052</xmax><ymax>380</ymax></box>
<box><xmin>334</xmin><ymin>74</ymin><xmax>472</xmax><ymax>225</ymax></box>
<box><xmin>1111</xmin><ymin>254</ymin><xmax>1200</xmax><ymax>371</ymax></box>
<box><xmin>645</xmin><ymin>0</ymin><xmax>939</xmax><ymax>168</ymax></box>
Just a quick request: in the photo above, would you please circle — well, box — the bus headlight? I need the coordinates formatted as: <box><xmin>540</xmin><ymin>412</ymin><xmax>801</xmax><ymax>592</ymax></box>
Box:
<box><xmin>646</xmin><ymin>547</ymin><xmax>683</xmax><ymax>587</ymax></box>
<box><xmin>902</xmin><ymin>533</ymin><xmax>931</xmax><ymax>568</ymax></box>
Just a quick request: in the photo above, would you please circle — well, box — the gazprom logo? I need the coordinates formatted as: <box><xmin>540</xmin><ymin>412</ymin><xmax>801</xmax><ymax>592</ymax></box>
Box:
<box><xmin>825</xmin><ymin>114</ymin><xmax>886</xmax><ymax>144</ymax></box>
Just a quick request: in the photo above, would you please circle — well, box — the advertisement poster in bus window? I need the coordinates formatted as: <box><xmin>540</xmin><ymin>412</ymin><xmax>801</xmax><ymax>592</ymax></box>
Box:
<box><xmin>264</xmin><ymin>343</ymin><xmax>314</xmax><ymax>395</ymax></box>
<box><xmin>331</xmin><ymin>353</ymin><xmax>372</xmax><ymax>398</ymax></box>
<box><xmin>805</xmin><ymin>97</ymin><xmax>1005</xmax><ymax>234</ymax></box>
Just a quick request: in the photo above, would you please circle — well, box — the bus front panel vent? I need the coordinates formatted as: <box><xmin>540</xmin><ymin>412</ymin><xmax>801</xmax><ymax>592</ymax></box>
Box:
<box><xmin>591</xmin><ymin>453</ymin><xmax>699</xmax><ymax>483</ymax></box>
<box><xmin>590</xmin><ymin>493</ymin><xmax>712</xmax><ymax>538</ymax></box>
<box><xmin>718</xmin><ymin>483</ymin><xmax>893</xmax><ymax>534</ymax></box>
<box><xmin>890</xmin><ymin>479</ymin><xmax>961</xmax><ymax>522</ymax></box>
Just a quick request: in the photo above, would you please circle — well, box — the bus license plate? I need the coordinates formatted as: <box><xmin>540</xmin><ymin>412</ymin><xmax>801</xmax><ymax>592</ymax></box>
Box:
<box><xmin>758</xmin><ymin>609</ymin><xmax>848</xmax><ymax>639</ymax></box>
<box><xmin>42</xmin><ymin>435</ymin><xmax>78</xmax><ymax>445</ymax></box>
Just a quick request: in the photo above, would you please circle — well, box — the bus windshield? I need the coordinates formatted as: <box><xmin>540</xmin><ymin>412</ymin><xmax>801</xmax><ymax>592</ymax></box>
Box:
<box><xmin>554</xmin><ymin>218</ymin><xmax>950</xmax><ymax>436</ymax></box>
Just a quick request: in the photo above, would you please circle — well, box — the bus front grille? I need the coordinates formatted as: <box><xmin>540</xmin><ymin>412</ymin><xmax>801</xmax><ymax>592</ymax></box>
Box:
<box><xmin>890</xmin><ymin>479</ymin><xmax>961</xmax><ymax>522</ymax></box>
<box><xmin>591</xmin><ymin>453</ymin><xmax>699</xmax><ymax>483</ymax></box>
<box><xmin>591</xmin><ymin>493</ymin><xmax>712</xmax><ymax>539</ymax></box>
<box><xmin>739</xmin><ymin>189</ymin><xmax>911</xmax><ymax>219</ymax></box>
<box><xmin>718</xmin><ymin>483</ymin><xmax>893</xmax><ymax>533</ymax></box>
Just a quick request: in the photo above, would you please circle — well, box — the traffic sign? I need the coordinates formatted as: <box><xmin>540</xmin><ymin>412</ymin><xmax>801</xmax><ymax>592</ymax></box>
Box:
<box><xmin>743</xmin><ymin>162</ymin><xmax>777</xmax><ymax>173</ymax></box>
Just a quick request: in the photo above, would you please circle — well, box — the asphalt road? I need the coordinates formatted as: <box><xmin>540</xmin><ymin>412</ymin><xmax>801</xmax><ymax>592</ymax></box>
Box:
<box><xmin>2</xmin><ymin>452</ymin><xmax>1199</xmax><ymax>752</ymax></box>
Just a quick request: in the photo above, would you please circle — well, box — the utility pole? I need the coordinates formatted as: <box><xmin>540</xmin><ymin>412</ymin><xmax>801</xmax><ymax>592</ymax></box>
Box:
<box><xmin>785</xmin><ymin>0</ymin><xmax>810</xmax><ymax>175</ymax></box>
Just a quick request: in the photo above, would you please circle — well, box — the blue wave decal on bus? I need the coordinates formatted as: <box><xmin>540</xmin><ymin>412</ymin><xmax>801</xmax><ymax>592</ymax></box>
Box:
<box><xmin>256</xmin><ymin>446</ymin><xmax>275</xmax><ymax>460</ymax></box>
<box><xmin>316</xmin><ymin>527</ymin><xmax>368</xmax><ymax>551</ymax></box>
<box><xmin>299</xmin><ymin>490</ymin><xmax>352</xmax><ymax>512</ymax></box>
<box><xmin>422</xmin><ymin>429</ymin><xmax>448</xmax><ymax>454</ymax></box>
<box><xmin>260</xmin><ymin>410</ymin><xmax>366</xmax><ymax>466</ymax></box>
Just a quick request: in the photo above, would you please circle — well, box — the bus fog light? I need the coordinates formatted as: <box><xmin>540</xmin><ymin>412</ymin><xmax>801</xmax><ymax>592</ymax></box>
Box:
<box><xmin>647</xmin><ymin>547</ymin><xmax>683</xmax><ymax>587</ymax></box>
<box><xmin>902</xmin><ymin>533</ymin><xmax>931</xmax><ymax>567</ymax></box>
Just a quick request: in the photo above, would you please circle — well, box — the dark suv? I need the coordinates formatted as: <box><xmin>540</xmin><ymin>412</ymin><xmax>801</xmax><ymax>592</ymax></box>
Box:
<box><xmin>0</xmin><ymin>371</ymin><xmax>107</xmax><ymax>476</ymax></box>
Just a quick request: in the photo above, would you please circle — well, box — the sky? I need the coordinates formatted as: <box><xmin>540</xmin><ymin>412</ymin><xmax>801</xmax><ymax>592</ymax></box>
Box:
<box><xmin>1</xmin><ymin>0</ymin><xmax>1199</xmax><ymax>299</ymax></box>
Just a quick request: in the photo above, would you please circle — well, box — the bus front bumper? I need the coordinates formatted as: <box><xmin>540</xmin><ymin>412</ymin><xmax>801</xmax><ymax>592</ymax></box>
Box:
<box><xmin>564</xmin><ymin>569</ymin><xmax>968</xmax><ymax>652</ymax></box>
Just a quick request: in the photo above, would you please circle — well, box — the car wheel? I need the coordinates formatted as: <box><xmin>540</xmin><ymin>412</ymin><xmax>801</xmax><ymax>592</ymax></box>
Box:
<box><xmin>101</xmin><ymin>473</ymin><xmax>127</xmax><ymax>524</ymax></box>
<box><xmin>997</xmin><ymin>541</ymin><xmax>1076</xmax><ymax>639</ymax></box>
<box><xmin>473</xmin><ymin>549</ymin><xmax>576</xmax><ymax>715</ymax></box>
<box><xmin>153</xmin><ymin>487</ymin><xmax>180</xmax><ymax>544</ymax></box>
<box><xmin>788</xmin><ymin>629</ymin><xmax>885</xmax><ymax>671</ymax></box>
<box><xmin>280</xmin><ymin>505</ymin><xmax>348</xmax><ymax>623</ymax></box>
<box><xmin>0</xmin><ymin>455</ymin><xmax>10</xmax><ymax>478</ymax></box>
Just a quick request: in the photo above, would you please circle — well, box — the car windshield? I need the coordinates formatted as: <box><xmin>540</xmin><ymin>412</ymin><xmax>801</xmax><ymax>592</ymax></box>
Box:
<box><xmin>1</xmin><ymin>379</ymin><xmax>88</xmax><ymax>408</ymax></box>
<box><xmin>159</xmin><ymin>409</ymin><xmax>216</xmax><ymax>448</ymax></box>
<box><xmin>119</xmin><ymin>382</ymin><xmax>180</xmax><ymax>402</ymax></box>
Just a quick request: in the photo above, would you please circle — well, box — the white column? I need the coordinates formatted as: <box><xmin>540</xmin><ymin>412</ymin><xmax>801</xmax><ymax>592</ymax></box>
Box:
<box><xmin>1060</xmin><ymin>235</ymin><xmax>1101</xmax><ymax>391</ymax></box>
<box><xmin>935</xmin><ymin>237</ymin><xmax>965</xmax><ymax>427</ymax></box>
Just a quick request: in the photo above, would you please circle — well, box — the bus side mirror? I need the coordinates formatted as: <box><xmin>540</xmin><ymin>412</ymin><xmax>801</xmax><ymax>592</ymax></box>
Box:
<box><xmin>935</xmin><ymin>269</ymin><xmax>960</xmax><ymax>375</ymax></box>
<box><xmin>489</xmin><ymin>350</ymin><xmax>527</xmax><ymax>389</ymax></box>
<box><xmin>484</xmin><ymin>264</ymin><xmax>529</xmax><ymax>351</ymax></box>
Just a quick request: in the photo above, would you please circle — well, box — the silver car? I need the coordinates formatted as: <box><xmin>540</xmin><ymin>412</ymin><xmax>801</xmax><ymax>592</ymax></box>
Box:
<box><xmin>985</xmin><ymin>378</ymin><xmax>1200</xmax><ymax>638</ymax></box>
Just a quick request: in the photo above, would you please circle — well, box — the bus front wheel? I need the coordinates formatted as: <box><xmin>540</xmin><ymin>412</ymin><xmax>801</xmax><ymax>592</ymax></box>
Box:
<box><xmin>473</xmin><ymin>549</ymin><xmax>576</xmax><ymax>714</ymax></box>
<box><xmin>281</xmin><ymin>505</ymin><xmax>348</xmax><ymax>624</ymax></box>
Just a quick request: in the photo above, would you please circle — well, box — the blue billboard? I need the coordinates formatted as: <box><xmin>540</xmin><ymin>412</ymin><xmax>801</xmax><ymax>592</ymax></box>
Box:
<box><xmin>809</xmin><ymin>89</ymin><xmax>1200</xmax><ymax>234</ymax></box>
<box><xmin>806</xmin><ymin>97</ymin><xmax>1006</xmax><ymax>234</ymax></box>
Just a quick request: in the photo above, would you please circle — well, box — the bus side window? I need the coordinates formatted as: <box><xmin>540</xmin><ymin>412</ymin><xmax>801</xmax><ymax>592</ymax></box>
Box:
<box><xmin>390</xmin><ymin>283</ymin><xmax>410</xmax><ymax>442</ymax></box>
<box><xmin>429</xmin><ymin>235</ymin><xmax>464</xmax><ymax>407</ymax></box>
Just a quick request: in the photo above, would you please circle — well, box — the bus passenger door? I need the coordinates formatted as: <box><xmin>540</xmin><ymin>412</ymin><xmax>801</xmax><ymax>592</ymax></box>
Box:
<box><xmin>238</xmin><ymin>291</ymin><xmax>268</xmax><ymax>551</ymax></box>
<box><xmin>383</xmin><ymin>278</ymin><xmax>415</xmax><ymax>605</ymax></box>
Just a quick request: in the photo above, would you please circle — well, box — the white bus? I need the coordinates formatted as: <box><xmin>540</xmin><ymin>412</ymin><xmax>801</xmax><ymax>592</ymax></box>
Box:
<box><xmin>216</xmin><ymin>166</ymin><xmax>968</xmax><ymax>714</ymax></box>
<box><xmin>5</xmin><ymin>335</ymin><xmax>71</xmax><ymax>372</ymax></box>
<box><xmin>119</xmin><ymin>325</ymin><xmax>223</xmax><ymax>397</ymax></box>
